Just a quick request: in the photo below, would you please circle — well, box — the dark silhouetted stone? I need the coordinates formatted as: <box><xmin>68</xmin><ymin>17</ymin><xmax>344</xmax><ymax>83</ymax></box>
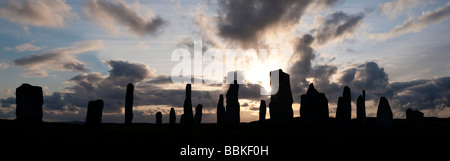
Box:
<box><xmin>376</xmin><ymin>97</ymin><xmax>393</xmax><ymax>129</ymax></box>
<box><xmin>85</xmin><ymin>99</ymin><xmax>104</xmax><ymax>126</ymax></box>
<box><xmin>269</xmin><ymin>69</ymin><xmax>293</xmax><ymax>125</ymax></box>
<box><xmin>406</xmin><ymin>108</ymin><xmax>424</xmax><ymax>129</ymax></box>
<box><xmin>180</xmin><ymin>114</ymin><xmax>185</xmax><ymax>126</ymax></box>
<box><xmin>183</xmin><ymin>84</ymin><xmax>194</xmax><ymax>126</ymax></box>
<box><xmin>336</xmin><ymin>86</ymin><xmax>351</xmax><ymax>128</ymax></box>
<box><xmin>259</xmin><ymin>100</ymin><xmax>266</xmax><ymax>123</ymax></box>
<box><xmin>124</xmin><ymin>83</ymin><xmax>134</xmax><ymax>126</ymax></box>
<box><xmin>169</xmin><ymin>108</ymin><xmax>176</xmax><ymax>125</ymax></box>
<box><xmin>16</xmin><ymin>83</ymin><xmax>43</xmax><ymax>122</ymax></box>
<box><xmin>217</xmin><ymin>94</ymin><xmax>225</xmax><ymax>125</ymax></box>
<box><xmin>156</xmin><ymin>111</ymin><xmax>162</xmax><ymax>125</ymax></box>
<box><xmin>356</xmin><ymin>90</ymin><xmax>366</xmax><ymax>128</ymax></box>
<box><xmin>300</xmin><ymin>83</ymin><xmax>329</xmax><ymax>126</ymax></box>
<box><xmin>195</xmin><ymin>104</ymin><xmax>203</xmax><ymax>126</ymax></box>
<box><xmin>225</xmin><ymin>80</ymin><xmax>240</xmax><ymax>126</ymax></box>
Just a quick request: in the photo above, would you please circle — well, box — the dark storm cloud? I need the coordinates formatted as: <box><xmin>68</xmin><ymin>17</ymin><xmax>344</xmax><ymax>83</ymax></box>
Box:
<box><xmin>339</xmin><ymin>62</ymin><xmax>389</xmax><ymax>95</ymax></box>
<box><xmin>55</xmin><ymin>60</ymin><xmax>156</xmax><ymax>113</ymax></box>
<box><xmin>313</xmin><ymin>11</ymin><xmax>365</xmax><ymax>45</ymax></box>
<box><xmin>288</xmin><ymin>33</ymin><xmax>389</xmax><ymax>103</ymax></box>
<box><xmin>289</xmin><ymin>34</ymin><xmax>316</xmax><ymax>94</ymax></box>
<box><xmin>387</xmin><ymin>77</ymin><xmax>450</xmax><ymax>111</ymax></box>
<box><xmin>105</xmin><ymin>60</ymin><xmax>155</xmax><ymax>86</ymax></box>
<box><xmin>83</xmin><ymin>0</ymin><xmax>166</xmax><ymax>37</ymax></box>
<box><xmin>216</xmin><ymin>0</ymin><xmax>338</xmax><ymax>48</ymax></box>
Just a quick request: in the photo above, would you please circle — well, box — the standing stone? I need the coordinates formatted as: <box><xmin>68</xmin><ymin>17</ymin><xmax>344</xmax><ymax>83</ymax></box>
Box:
<box><xmin>299</xmin><ymin>83</ymin><xmax>329</xmax><ymax>126</ymax></box>
<box><xmin>406</xmin><ymin>108</ymin><xmax>424</xmax><ymax>129</ymax></box>
<box><xmin>194</xmin><ymin>104</ymin><xmax>203</xmax><ymax>126</ymax></box>
<box><xmin>85</xmin><ymin>99</ymin><xmax>104</xmax><ymax>126</ymax></box>
<box><xmin>169</xmin><ymin>108</ymin><xmax>176</xmax><ymax>125</ymax></box>
<box><xmin>156</xmin><ymin>111</ymin><xmax>162</xmax><ymax>125</ymax></box>
<box><xmin>336</xmin><ymin>86</ymin><xmax>351</xmax><ymax>128</ymax></box>
<box><xmin>16</xmin><ymin>83</ymin><xmax>43</xmax><ymax>122</ymax></box>
<box><xmin>225</xmin><ymin>80</ymin><xmax>240</xmax><ymax>126</ymax></box>
<box><xmin>259</xmin><ymin>100</ymin><xmax>266</xmax><ymax>123</ymax></box>
<box><xmin>124</xmin><ymin>83</ymin><xmax>134</xmax><ymax>126</ymax></box>
<box><xmin>217</xmin><ymin>94</ymin><xmax>225</xmax><ymax>125</ymax></box>
<box><xmin>269</xmin><ymin>69</ymin><xmax>293</xmax><ymax>125</ymax></box>
<box><xmin>180</xmin><ymin>114</ymin><xmax>185</xmax><ymax>126</ymax></box>
<box><xmin>183</xmin><ymin>84</ymin><xmax>194</xmax><ymax>126</ymax></box>
<box><xmin>356</xmin><ymin>90</ymin><xmax>367</xmax><ymax>128</ymax></box>
<box><xmin>376</xmin><ymin>97</ymin><xmax>393</xmax><ymax>129</ymax></box>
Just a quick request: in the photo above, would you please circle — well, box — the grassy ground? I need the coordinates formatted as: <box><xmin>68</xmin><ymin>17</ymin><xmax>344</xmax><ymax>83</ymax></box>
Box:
<box><xmin>1</xmin><ymin>117</ymin><xmax>449</xmax><ymax>160</ymax></box>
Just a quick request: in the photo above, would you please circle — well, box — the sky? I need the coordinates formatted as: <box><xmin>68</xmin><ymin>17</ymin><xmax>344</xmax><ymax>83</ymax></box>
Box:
<box><xmin>0</xmin><ymin>0</ymin><xmax>450</xmax><ymax>123</ymax></box>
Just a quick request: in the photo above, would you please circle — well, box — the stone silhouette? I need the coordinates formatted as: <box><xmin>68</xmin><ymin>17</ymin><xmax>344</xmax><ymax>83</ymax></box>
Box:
<box><xmin>180</xmin><ymin>114</ymin><xmax>185</xmax><ymax>126</ymax></box>
<box><xmin>156</xmin><ymin>111</ymin><xmax>162</xmax><ymax>125</ymax></box>
<box><xmin>85</xmin><ymin>99</ymin><xmax>104</xmax><ymax>126</ymax></box>
<box><xmin>269</xmin><ymin>69</ymin><xmax>293</xmax><ymax>125</ymax></box>
<box><xmin>406</xmin><ymin>108</ymin><xmax>424</xmax><ymax>129</ymax></box>
<box><xmin>124</xmin><ymin>83</ymin><xmax>134</xmax><ymax>126</ymax></box>
<box><xmin>336</xmin><ymin>86</ymin><xmax>352</xmax><ymax>128</ymax></box>
<box><xmin>376</xmin><ymin>97</ymin><xmax>393</xmax><ymax>129</ymax></box>
<box><xmin>300</xmin><ymin>83</ymin><xmax>329</xmax><ymax>126</ymax></box>
<box><xmin>259</xmin><ymin>100</ymin><xmax>266</xmax><ymax>123</ymax></box>
<box><xmin>16</xmin><ymin>83</ymin><xmax>43</xmax><ymax>122</ymax></box>
<box><xmin>216</xmin><ymin>94</ymin><xmax>225</xmax><ymax>125</ymax></box>
<box><xmin>225</xmin><ymin>80</ymin><xmax>240</xmax><ymax>126</ymax></box>
<box><xmin>169</xmin><ymin>108</ymin><xmax>176</xmax><ymax>125</ymax></box>
<box><xmin>195</xmin><ymin>104</ymin><xmax>203</xmax><ymax>126</ymax></box>
<box><xmin>183</xmin><ymin>84</ymin><xmax>194</xmax><ymax>126</ymax></box>
<box><xmin>356</xmin><ymin>90</ymin><xmax>367</xmax><ymax>128</ymax></box>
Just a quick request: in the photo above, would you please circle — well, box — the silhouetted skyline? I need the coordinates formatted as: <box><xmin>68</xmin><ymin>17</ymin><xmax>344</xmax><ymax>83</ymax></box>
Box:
<box><xmin>0</xmin><ymin>0</ymin><xmax>450</xmax><ymax>124</ymax></box>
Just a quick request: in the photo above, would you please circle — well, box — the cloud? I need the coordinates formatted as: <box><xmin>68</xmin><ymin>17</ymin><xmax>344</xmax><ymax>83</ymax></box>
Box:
<box><xmin>288</xmin><ymin>34</ymin><xmax>316</xmax><ymax>94</ymax></box>
<box><xmin>0</xmin><ymin>0</ymin><xmax>78</xmax><ymax>28</ymax></box>
<box><xmin>216</xmin><ymin>0</ymin><xmax>338</xmax><ymax>48</ymax></box>
<box><xmin>387</xmin><ymin>77</ymin><xmax>450</xmax><ymax>116</ymax></box>
<box><xmin>104</xmin><ymin>59</ymin><xmax>156</xmax><ymax>86</ymax></box>
<box><xmin>312</xmin><ymin>11</ymin><xmax>365</xmax><ymax>45</ymax></box>
<box><xmin>0</xmin><ymin>97</ymin><xmax>15</xmax><ymax>108</ymax></box>
<box><xmin>371</xmin><ymin>2</ymin><xmax>450</xmax><ymax>41</ymax></box>
<box><xmin>0</xmin><ymin>60</ymin><xmax>9</xmax><ymax>70</ymax></box>
<box><xmin>4</xmin><ymin>43</ymin><xmax>42</xmax><ymax>52</ymax></box>
<box><xmin>340</xmin><ymin>62</ymin><xmax>389</xmax><ymax>94</ymax></box>
<box><xmin>377</xmin><ymin>0</ymin><xmax>427</xmax><ymax>20</ymax></box>
<box><xmin>58</xmin><ymin>60</ymin><xmax>158</xmax><ymax>113</ymax></box>
<box><xmin>83</xmin><ymin>0</ymin><xmax>166</xmax><ymax>37</ymax></box>
<box><xmin>14</xmin><ymin>40</ymin><xmax>103</xmax><ymax>77</ymax></box>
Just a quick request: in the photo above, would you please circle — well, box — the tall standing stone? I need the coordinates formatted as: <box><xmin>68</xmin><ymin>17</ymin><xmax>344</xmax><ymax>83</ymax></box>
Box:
<box><xmin>180</xmin><ymin>114</ymin><xmax>185</xmax><ymax>126</ymax></box>
<box><xmin>156</xmin><ymin>111</ymin><xmax>162</xmax><ymax>125</ymax></box>
<box><xmin>124</xmin><ymin>83</ymin><xmax>134</xmax><ymax>126</ymax></box>
<box><xmin>299</xmin><ymin>83</ymin><xmax>329</xmax><ymax>126</ymax></box>
<box><xmin>217</xmin><ymin>94</ymin><xmax>225</xmax><ymax>125</ymax></box>
<box><xmin>356</xmin><ymin>90</ymin><xmax>367</xmax><ymax>128</ymax></box>
<box><xmin>269</xmin><ymin>69</ymin><xmax>293</xmax><ymax>125</ymax></box>
<box><xmin>225</xmin><ymin>80</ymin><xmax>240</xmax><ymax>126</ymax></box>
<box><xmin>336</xmin><ymin>86</ymin><xmax>351</xmax><ymax>128</ymax></box>
<box><xmin>259</xmin><ymin>100</ymin><xmax>266</xmax><ymax>123</ymax></box>
<box><xmin>183</xmin><ymin>84</ymin><xmax>194</xmax><ymax>126</ymax></box>
<box><xmin>194</xmin><ymin>104</ymin><xmax>203</xmax><ymax>126</ymax></box>
<box><xmin>169</xmin><ymin>108</ymin><xmax>176</xmax><ymax>125</ymax></box>
<box><xmin>376</xmin><ymin>97</ymin><xmax>393</xmax><ymax>129</ymax></box>
<box><xmin>16</xmin><ymin>83</ymin><xmax>43</xmax><ymax>122</ymax></box>
<box><xmin>85</xmin><ymin>99</ymin><xmax>104</xmax><ymax>126</ymax></box>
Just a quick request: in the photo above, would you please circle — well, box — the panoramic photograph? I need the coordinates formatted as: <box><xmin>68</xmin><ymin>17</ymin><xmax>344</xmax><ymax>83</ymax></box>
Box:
<box><xmin>0</xmin><ymin>0</ymin><xmax>449</xmax><ymax>159</ymax></box>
